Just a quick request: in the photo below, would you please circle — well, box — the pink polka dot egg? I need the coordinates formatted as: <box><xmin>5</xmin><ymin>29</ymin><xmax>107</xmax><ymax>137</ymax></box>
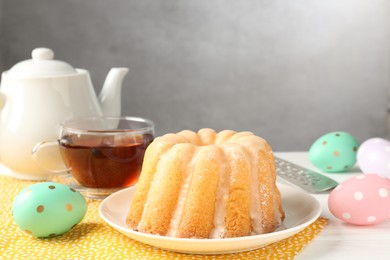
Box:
<box><xmin>12</xmin><ymin>182</ymin><xmax>87</xmax><ymax>238</ymax></box>
<box><xmin>328</xmin><ymin>174</ymin><xmax>390</xmax><ymax>225</ymax></box>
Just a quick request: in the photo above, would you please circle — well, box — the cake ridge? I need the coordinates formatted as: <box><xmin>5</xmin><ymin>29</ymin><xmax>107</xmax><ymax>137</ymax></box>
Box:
<box><xmin>210</xmin><ymin>144</ymin><xmax>231</xmax><ymax>238</ymax></box>
<box><xmin>218</xmin><ymin>142</ymin><xmax>252</xmax><ymax>237</ymax></box>
<box><xmin>166</xmin><ymin>144</ymin><xmax>199</xmax><ymax>237</ymax></box>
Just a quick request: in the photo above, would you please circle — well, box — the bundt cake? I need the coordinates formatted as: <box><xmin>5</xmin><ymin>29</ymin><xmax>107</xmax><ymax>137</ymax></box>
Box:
<box><xmin>126</xmin><ymin>128</ymin><xmax>284</xmax><ymax>239</ymax></box>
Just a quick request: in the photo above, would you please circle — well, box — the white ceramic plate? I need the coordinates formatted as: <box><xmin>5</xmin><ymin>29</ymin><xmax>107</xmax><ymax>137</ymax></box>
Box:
<box><xmin>99</xmin><ymin>184</ymin><xmax>321</xmax><ymax>254</ymax></box>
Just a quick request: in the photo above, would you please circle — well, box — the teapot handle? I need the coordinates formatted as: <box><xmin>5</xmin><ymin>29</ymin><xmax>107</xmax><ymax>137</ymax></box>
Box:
<box><xmin>0</xmin><ymin>91</ymin><xmax>6</xmax><ymax>110</ymax></box>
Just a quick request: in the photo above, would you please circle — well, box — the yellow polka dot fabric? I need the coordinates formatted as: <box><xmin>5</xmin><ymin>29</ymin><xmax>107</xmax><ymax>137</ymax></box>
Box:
<box><xmin>0</xmin><ymin>175</ymin><xmax>328</xmax><ymax>259</ymax></box>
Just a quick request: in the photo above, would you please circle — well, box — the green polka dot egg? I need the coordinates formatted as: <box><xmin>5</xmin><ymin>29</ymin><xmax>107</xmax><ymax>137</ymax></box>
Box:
<box><xmin>309</xmin><ymin>132</ymin><xmax>359</xmax><ymax>172</ymax></box>
<box><xmin>12</xmin><ymin>182</ymin><xmax>87</xmax><ymax>238</ymax></box>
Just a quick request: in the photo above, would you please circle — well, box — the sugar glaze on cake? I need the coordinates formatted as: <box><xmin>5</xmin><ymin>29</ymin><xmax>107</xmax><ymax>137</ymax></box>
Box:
<box><xmin>126</xmin><ymin>128</ymin><xmax>285</xmax><ymax>239</ymax></box>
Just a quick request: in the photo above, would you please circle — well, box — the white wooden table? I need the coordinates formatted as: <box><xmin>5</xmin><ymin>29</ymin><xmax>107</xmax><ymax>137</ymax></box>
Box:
<box><xmin>276</xmin><ymin>152</ymin><xmax>390</xmax><ymax>260</ymax></box>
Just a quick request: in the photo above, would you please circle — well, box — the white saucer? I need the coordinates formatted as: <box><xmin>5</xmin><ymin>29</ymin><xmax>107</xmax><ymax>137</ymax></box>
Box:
<box><xmin>99</xmin><ymin>184</ymin><xmax>321</xmax><ymax>254</ymax></box>
<box><xmin>0</xmin><ymin>162</ymin><xmax>50</xmax><ymax>180</ymax></box>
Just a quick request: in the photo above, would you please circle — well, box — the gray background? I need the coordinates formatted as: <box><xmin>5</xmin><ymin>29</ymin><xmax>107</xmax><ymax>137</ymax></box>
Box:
<box><xmin>1</xmin><ymin>0</ymin><xmax>389</xmax><ymax>151</ymax></box>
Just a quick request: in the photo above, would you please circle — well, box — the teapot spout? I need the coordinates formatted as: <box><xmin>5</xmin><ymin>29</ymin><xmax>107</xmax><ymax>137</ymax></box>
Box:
<box><xmin>99</xmin><ymin>67</ymin><xmax>129</xmax><ymax>116</ymax></box>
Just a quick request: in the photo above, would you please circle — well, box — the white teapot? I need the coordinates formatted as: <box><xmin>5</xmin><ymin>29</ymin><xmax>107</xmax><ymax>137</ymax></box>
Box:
<box><xmin>0</xmin><ymin>47</ymin><xmax>128</xmax><ymax>179</ymax></box>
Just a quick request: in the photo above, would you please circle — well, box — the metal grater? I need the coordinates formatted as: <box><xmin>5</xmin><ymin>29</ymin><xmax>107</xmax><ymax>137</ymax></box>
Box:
<box><xmin>274</xmin><ymin>156</ymin><xmax>339</xmax><ymax>193</ymax></box>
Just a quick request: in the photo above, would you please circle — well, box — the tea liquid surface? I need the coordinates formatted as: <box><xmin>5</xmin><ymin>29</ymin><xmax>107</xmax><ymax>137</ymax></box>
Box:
<box><xmin>59</xmin><ymin>134</ymin><xmax>153</xmax><ymax>188</ymax></box>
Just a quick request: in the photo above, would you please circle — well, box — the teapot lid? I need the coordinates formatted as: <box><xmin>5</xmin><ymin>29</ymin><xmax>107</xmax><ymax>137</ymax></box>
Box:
<box><xmin>7</xmin><ymin>48</ymin><xmax>77</xmax><ymax>77</ymax></box>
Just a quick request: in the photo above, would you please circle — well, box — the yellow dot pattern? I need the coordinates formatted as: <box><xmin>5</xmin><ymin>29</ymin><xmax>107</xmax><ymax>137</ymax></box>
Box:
<box><xmin>0</xmin><ymin>175</ymin><xmax>328</xmax><ymax>259</ymax></box>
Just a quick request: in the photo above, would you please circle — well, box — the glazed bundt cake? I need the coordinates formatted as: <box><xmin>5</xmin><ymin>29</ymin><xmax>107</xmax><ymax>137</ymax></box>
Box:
<box><xmin>126</xmin><ymin>128</ymin><xmax>284</xmax><ymax>239</ymax></box>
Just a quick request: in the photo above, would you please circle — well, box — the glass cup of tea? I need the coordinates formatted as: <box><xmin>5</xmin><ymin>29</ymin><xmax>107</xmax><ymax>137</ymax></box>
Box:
<box><xmin>33</xmin><ymin>116</ymin><xmax>155</xmax><ymax>199</ymax></box>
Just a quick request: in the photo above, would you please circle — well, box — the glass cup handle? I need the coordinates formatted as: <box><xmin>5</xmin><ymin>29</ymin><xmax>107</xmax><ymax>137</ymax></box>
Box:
<box><xmin>32</xmin><ymin>141</ymin><xmax>70</xmax><ymax>174</ymax></box>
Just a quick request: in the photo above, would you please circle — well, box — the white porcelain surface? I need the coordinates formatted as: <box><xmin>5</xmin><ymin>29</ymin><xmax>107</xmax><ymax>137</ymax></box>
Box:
<box><xmin>0</xmin><ymin>48</ymin><xmax>128</xmax><ymax>179</ymax></box>
<box><xmin>8</xmin><ymin>47</ymin><xmax>77</xmax><ymax>76</ymax></box>
<box><xmin>99</xmin><ymin>184</ymin><xmax>321</xmax><ymax>254</ymax></box>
